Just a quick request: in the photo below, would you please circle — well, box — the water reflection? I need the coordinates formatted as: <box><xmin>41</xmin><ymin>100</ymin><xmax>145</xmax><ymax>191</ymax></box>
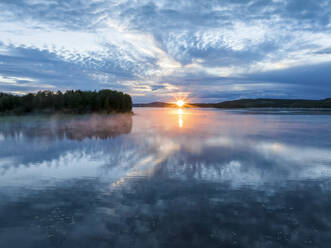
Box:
<box><xmin>1</xmin><ymin>108</ymin><xmax>331</xmax><ymax>247</ymax></box>
<box><xmin>0</xmin><ymin>113</ymin><xmax>132</xmax><ymax>141</ymax></box>
<box><xmin>178</xmin><ymin>108</ymin><xmax>183</xmax><ymax>128</ymax></box>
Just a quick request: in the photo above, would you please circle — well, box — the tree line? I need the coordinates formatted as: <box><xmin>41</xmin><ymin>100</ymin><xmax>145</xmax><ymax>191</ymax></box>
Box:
<box><xmin>0</xmin><ymin>90</ymin><xmax>132</xmax><ymax>114</ymax></box>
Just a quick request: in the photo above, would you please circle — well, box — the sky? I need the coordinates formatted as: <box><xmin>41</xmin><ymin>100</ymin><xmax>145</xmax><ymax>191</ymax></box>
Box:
<box><xmin>0</xmin><ymin>0</ymin><xmax>331</xmax><ymax>103</ymax></box>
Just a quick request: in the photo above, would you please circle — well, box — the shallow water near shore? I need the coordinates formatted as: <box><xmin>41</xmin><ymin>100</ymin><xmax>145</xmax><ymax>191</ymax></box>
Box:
<box><xmin>1</xmin><ymin>107</ymin><xmax>331</xmax><ymax>247</ymax></box>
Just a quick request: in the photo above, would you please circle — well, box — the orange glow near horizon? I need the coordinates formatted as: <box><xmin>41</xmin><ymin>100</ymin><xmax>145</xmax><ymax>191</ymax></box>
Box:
<box><xmin>176</xmin><ymin>100</ymin><xmax>185</xmax><ymax>108</ymax></box>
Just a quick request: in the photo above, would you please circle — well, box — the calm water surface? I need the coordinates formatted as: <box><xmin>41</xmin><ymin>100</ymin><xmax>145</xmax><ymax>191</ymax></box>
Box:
<box><xmin>1</xmin><ymin>108</ymin><xmax>331</xmax><ymax>247</ymax></box>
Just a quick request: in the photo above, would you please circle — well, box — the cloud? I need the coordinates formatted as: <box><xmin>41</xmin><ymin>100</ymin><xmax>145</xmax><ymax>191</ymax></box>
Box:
<box><xmin>0</xmin><ymin>0</ymin><xmax>331</xmax><ymax>101</ymax></box>
<box><xmin>315</xmin><ymin>47</ymin><xmax>331</xmax><ymax>55</ymax></box>
<box><xmin>243</xmin><ymin>61</ymin><xmax>331</xmax><ymax>98</ymax></box>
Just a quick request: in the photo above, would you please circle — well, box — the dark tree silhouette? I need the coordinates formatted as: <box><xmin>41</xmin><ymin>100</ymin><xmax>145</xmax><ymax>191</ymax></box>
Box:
<box><xmin>0</xmin><ymin>90</ymin><xmax>132</xmax><ymax>114</ymax></box>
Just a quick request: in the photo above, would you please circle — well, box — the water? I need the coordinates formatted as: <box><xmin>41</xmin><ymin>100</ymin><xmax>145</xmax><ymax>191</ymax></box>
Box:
<box><xmin>1</xmin><ymin>108</ymin><xmax>331</xmax><ymax>248</ymax></box>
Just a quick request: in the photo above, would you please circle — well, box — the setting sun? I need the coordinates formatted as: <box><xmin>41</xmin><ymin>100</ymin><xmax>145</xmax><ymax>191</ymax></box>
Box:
<box><xmin>176</xmin><ymin>100</ymin><xmax>185</xmax><ymax>107</ymax></box>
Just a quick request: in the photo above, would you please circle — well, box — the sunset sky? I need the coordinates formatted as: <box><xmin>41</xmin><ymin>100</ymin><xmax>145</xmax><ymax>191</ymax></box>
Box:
<box><xmin>0</xmin><ymin>0</ymin><xmax>331</xmax><ymax>102</ymax></box>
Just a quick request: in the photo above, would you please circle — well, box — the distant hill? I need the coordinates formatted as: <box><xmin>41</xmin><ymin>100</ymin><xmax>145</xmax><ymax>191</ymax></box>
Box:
<box><xmin>134</xmin><ymin>98</ymin><xmax>331</xmax><ymax>109</ymax></box>
<box><xmin>133</xmin><ymin>102</ymin><xmax>176</xmax><ymax>108</ymax></box>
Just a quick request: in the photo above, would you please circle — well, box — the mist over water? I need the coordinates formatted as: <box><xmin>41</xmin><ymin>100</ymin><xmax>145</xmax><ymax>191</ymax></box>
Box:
<box><xmin>1</xmin><ymin>108</ymin><xmax>331</xmax><ymax>247</ymax></box>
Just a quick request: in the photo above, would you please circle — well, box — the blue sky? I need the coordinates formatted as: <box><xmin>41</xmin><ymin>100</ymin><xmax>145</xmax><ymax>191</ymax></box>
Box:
<box><xmin>0</xmin><ymin>0</ymin><xmax>331</xmax><ymax>102</ymax></box>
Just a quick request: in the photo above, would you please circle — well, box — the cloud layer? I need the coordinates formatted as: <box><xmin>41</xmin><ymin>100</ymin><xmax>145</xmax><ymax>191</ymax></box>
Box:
<box><xmin>0</xmin><ymin>0</ymin><xmax>331</xmax><ymax>102</ymax></box>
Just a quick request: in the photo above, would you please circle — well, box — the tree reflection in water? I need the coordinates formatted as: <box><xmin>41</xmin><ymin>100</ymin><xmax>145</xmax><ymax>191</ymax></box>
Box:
<box><xmin>0</xmin><ymin>113</ymin><xmax>132</xmax><ymax>141</ymax></box>
<box><xmin>1</xmin><ymin>108</ymin><xmax>331</xmax><ymax>247</ymax></box>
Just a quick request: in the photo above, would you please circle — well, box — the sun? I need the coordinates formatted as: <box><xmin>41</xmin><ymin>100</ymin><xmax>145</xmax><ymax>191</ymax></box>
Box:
<box><xmin>176</xmin><ymin>100</ymin><xmax>185</xmax><ymax>107</ymax></box>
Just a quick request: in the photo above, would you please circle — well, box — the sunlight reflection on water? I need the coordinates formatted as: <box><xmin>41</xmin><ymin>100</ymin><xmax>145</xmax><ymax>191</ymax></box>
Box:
<box><xmin>1</xmin><ymin>108</ymin><xmax>331</xmax><ymax>247</ymax></box>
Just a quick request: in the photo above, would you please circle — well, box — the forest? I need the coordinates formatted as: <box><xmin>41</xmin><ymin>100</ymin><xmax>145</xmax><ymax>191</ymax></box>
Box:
<box><xmin>0</xmin><ymin>90</ymin><xmax>132</xmax><ymax>114</ymax></box>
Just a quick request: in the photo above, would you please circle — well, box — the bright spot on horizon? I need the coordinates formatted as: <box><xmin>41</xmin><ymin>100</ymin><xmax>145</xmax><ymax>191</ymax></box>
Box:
<box><xmin>176</xmin><ymin>100</ymin><xmax>185</xmax><ymax>108</ymax></box>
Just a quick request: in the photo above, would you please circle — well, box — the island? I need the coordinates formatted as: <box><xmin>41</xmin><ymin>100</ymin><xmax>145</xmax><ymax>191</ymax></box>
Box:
<box><xmin>134</xmin><ymin>98</ymin><xmax>331</xmax><ymax>109</ymax></box>
<box><xmin>0</xmin><ymin>89</ymin><xmax>132</xmax><ymax>114</ymax></box>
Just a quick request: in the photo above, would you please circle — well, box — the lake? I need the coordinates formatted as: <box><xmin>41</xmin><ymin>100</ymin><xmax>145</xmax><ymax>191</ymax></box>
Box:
<box><xmin>1</xmin><ymin>107</ymin><xmax>331</xmax><ymax>247</ymax></box>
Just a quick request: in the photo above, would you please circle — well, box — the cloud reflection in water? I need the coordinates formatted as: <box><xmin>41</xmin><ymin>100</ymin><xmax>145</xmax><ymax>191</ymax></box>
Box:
<box><xmin>0</xmin><ymin>108</ymin><xmax>331</xmax><ymax>247</ymax></box>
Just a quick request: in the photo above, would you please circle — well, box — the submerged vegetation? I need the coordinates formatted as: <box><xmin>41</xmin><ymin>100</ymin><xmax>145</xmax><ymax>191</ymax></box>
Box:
<box><xmin>0</xmin><ymin>90</ymin><xmax>132</xmax><ymax>114</ymax></box>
